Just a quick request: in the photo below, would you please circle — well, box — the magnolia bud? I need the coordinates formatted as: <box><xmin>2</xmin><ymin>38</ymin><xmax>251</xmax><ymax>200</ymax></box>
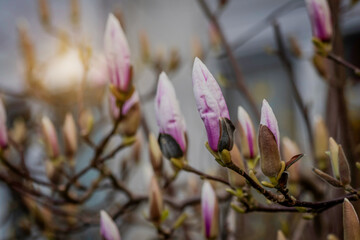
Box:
<box><xmin>201</xmin><ymin>181</ymin><xmax>219</xmax><ymax>239</ymax></box>
<box><xmin>192</xmin><ymin>57</ymin><xmax>233</xmax><ymax>153</ymax></box>
<box><xmin>149</xmin><ymin>133</ymin><xmax>163</xmax><ymax>175</ymax></box>
<box><xmin>70</xmin><ymin>0</ymin><xmax>80</xmax><ymax>26</ymax></box>
<box><xmin>139</xmin><ymin>30</ymin><xmax>150</xmax><ymax>62</ymax></box>
<box><xmin>45</xmin><ymin>158</ymin><xmax>63</xmax><ymax>184</ymax></box>
<box><xmin>228</xmin><ymin>145</ymin><xmax>246</xmax><ymax>188</ymax></box>
<box><xmin>343</xmin><ymin>199</ymin><xmax>360</xmax><ymax>240</ymax></box>
<box><xmin>314</xmin><ymin>116</ymin><xmax>328</xmax><ymax>169</ymax></box>
<box><xmin>104</xmin><ymin>13</ymin><xmax>131</xmax><ymax>93</ymax></box>
<box><xmin>259</xmin><ymin>100</ymin><xmax>282</xmax><ymax>178</ymax></box>
<box><xmin>63</xmin><ymin>113</ymin><xmax>77</xmax><ymax>158</ymax></box>
<box><xmin>305</xmin><ymin>0</ymin><xmax>332</xmax><ymax>42</ymax></box>
<box><xmin>338</xmin><ymin>145</ymin><xmax>351</xmax><ymax>186</ymax></box>
<box><xmin>41</xmin><ymin>116</ymin><xmax>60</xmax><ymax>159</ymax></box>
<box><xmin>0</xmin><ymin>99</ymin><xmax>8</xmax><ymax>149</ymax></box>
<box><xmin>79</xmin><ymin>109</ymin><xmax>93</xmax><ymax>137</ymax></box>
<box><xmin>329</xmin><ymin>137</ymin><xmax>339</xmax><ymax>179</ymax></box>
<box><xmin>237</xmin><ymin>106</ymin><xmax>257</xmax><ymax>159</ymax></box>
<box><xmin>38</xmin><ymin>0</ymin><xmax>50</xmax><ymax>27</ymax></box>
<box><xmin>148</xmin><ymin>176</ymin><xmax>163</xmax><ymax>223</ymax></box>
<box><xmin>155</xmin><ymin>72</ymin><xmax>187</xmax><ymax>158</ymax></box>
<box><xmin>100</xmin><ymin>210</ymin><xmax>121</xmax><ymax>240</ymax></box>
<box><xmin>277</xmin><ymin>230</ymin><xmax>287</xmax><ymax>240</ymax></box>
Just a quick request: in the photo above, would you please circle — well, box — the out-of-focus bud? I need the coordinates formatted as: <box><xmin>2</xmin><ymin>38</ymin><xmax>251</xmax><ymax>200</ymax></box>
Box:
<box><xmin>327</xmin><ymin>234</ymin><xmax>339</xmax><ymax>240</ymax></box>
<box><xmin>139</xmin><ymin>30</ymin><xmax>150</xmax><ymax>62</ymax></box>
<box><xmin>314</xmin><ymin>116</ymin><xmax>328</xmax><ymax>169</ymax></box>
<box><xmin>118</xmin><ymin>91</ymin><xmax>141</xmax><ymax>137</ymax></box>
<box><xmin>338</xmin><ymin>146</ymin><xmax>351</xmax><ymax>186</ymax></box>
<box><xmin>70</xmin><ymin>0</ymin><xmax>80</xmax><ymax>26</ymax></box>
<box><xmin>329</xmin><ymin>137</ymin><xmax>339</xmax><ymax>179</ymax></box>
<box><xmin>63</xmin><ymin>113</ymin><xmax>77</xmax><ymax>159</ymax></box>
<box><xmin>100</xmin><ymin>210</ymin><xmax>121</xmax><ymax>240</ymax></box>
<box><xmin>149</xmin><ymin>133</ymin><xmax>163</xmax><ymax>175</ymax></box>
<box><xmin>0</xmin><ymin>99</ymin><xmax>8</xmax><ymax>149</ymax></box>
<box><xmin>277</xmin><ymin>230</ymin><xmax>287</xmax><ymax>240</ymax></box>
<box><xmin>41</xmin><ymin>116</ymin><xmax>60</xmax><ymax>159</ymax></box>
<box><xmin>45</xmin><ymin>158</ymin><xmax>63</xmax><ymax>184</ymax></box>
<box><xmin>312</xmin><ymin>54</ymin><xmax>328</xmax><ymax>79</ymax></box>
<box><xmin>167</xmin><ymin>48</ymin><xmax>180</xmax><ymax>72</ymax></box>
<box><xmin>38</xmin><ymin>0</ymin><xmax>51</xmax><ymax>27</ymax></box>
<box><xmin>132</xmin><ymin>134</ymin><xmax>142</xmax><ymax>164</ymax></box>
<box><xmin>288</xmin><ymin>36</ymin><xmax>302</xmax><ymax>58</ymax></box>
<box><xmin>228</xmin><ymin>145</ymin><xmax>246</xmax><ymax>188</ymax></box>
<box><xmin>191</xmin><ymin>37</ymin><xmax>204</xmax><ymax>60</ymax></box>
<box><xmin>10</xmin><ymin>118</ymin><xmax>26</xmax><ymax>145</ymax></box>
<box><xmin>201</xmin><ymin>181</ymin><xmax>219</xmax><ymax>239</ymax></box>
<box><xmin>17</xmin><ymin>21</ymin><xmax>36</xmax><ymax>81</ymax></box>
<box><xmin>79</xmin><ymin>109</ymin><xmax>94</xmax><ymax>137</ymax></box>
<box><xmin>282</xmin><ymin>137</ymin><xmax>301</xmax><ymax>183</ymax></box>
<box><xmin>237</xmin><ymin>106</ymin><xmax>257</xmax><ymax>159</ymax></box>
<box><xmin>155</xmin><ymin>72</ymin><xmax>187</xmax><ymax>159</ymax></box>
<box><xmin>259</xmin><ymin>100</ymin><xmax>282</xmax><ymax>178</ymax></box>
<box><xmin>305</xmin><ymin>0</ymin><xmax>332</xmax><ymax>42</ymax></box>
<box><xmin>192</xmin><ymin>57</ymin><xmax>234</xmax><ymax>153</ymax></box>
<box><xmin>148</xmin><ymin>175</ymin><xmax>163</xmax><ymax>223</ymax></box>
<box><xmin>208</xmin><ymin>23</ymin><xmax>221</xmax><ymax>50</ymax></box>
<box><xmin>104</xmin><ymin>14</ymin><xmax>132</xmax><ymax>93</ymax></box>
<box><xmin>343</xmin><ymin>199</ymin><xmax>360</xmax><ymax>240</ymax></box>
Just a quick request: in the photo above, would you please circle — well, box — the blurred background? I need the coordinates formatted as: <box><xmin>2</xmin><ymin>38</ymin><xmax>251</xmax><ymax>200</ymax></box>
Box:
<box><xmin>0</xmin><ymin>0</ymin><xmax>360</xmax><ymax>239</ymax></box>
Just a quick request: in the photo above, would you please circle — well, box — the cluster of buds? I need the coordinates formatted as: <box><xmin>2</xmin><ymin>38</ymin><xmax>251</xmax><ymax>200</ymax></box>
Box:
<box><xmin>100</xmin><ymin>210</ymin><xmax>121</xmax><ymax>240</ymax></box>
<box><xmin>192</xmin><ymin>58</ymin><xmax>235</xmax><ymax>165</ymax></box>
<box><xmin>155</xmin><ymin>72</ymin><xmax>187</xmax><ymax>168</ymax></box>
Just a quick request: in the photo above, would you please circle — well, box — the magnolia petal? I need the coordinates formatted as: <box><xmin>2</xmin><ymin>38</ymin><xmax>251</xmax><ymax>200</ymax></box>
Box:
<box><xmin>100</xmin><ymin>210</ymin><xmax>121</xmax><ymax>240</ymax></box>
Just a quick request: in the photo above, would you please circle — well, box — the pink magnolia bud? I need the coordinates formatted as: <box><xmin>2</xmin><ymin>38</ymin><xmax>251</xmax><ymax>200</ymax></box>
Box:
<box><xmin>237</xmin><ymin>106</ymin><xmax>257</xmax><ymax>159</ymax></box>
<box><xmin>148</xmin><ymin>175</ymin><xmax>163</xmax><ymax>223</ymax></box>
<box><xmin>41</xmin><ymin>116</ymin><xmax>60</xmax><ymax>159</ymax></box>
<box><xmin>62</xmin><ymin>113</ymin><xmax>77</xmax><ymax>157</ymax></box>
<box><xmin>192</xmin><ymin>57</ymin><xmax>233</xmax><ymax>152</ymax></box>
<box><xmin>155</xmin><ymin>72</ymin><xmax>186</xmax><ymax>158</ymax></box>
<box><xmin>100</xmin><ymin>210</ymin><xmax>121</xmax><ymax>240</ymax></box>
<box><xmin>0</xmin><ymin>99</ymin><xmax>8</xmax><ymax>149</ymax></box>
<box><xmin>306</xmin><ymin>0</ymin><xmax>332</xmax><ymax>42</ymax></box>
<box><xmin>201</xmin><ymin>181</ymin><xmax>219</xmax><ymax>239</ymax></box>
<box><xmin>260</xmin><ymin>99</ymin><xmax>280</xmax><ymax>149</ymax></box>
<box><xmin>104</xmin><ymin>13</ymin><xmax>131</xmax><ymax>92</ymax></box>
